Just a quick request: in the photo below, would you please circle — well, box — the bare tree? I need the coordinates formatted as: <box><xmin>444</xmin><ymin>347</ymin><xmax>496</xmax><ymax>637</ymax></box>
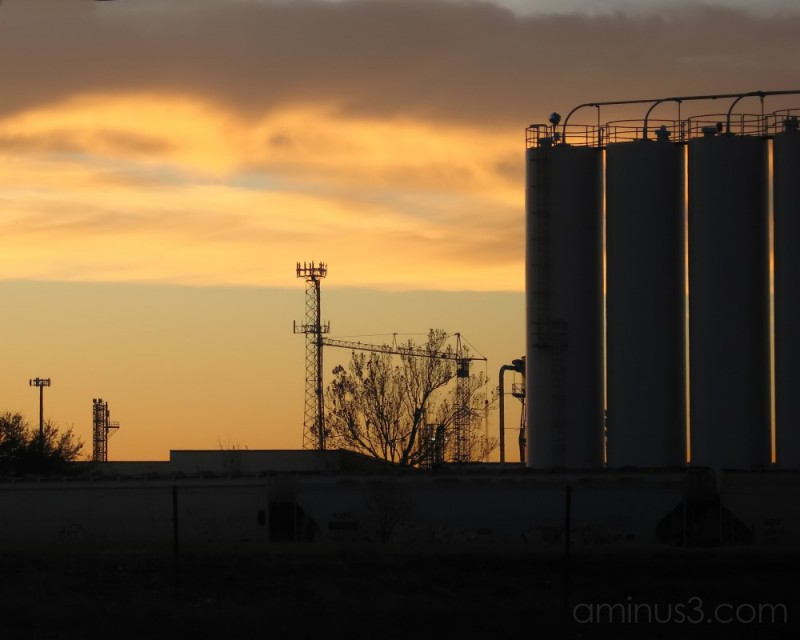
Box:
<box><xmin>0</xmin><ymin>412</ymin><xmax>83</xmax><ymax>475</ymax></box>
<box><xmin>325</xmin><ymin>329</ymin><xmax>495</xmax><ymax>466</ymax></box>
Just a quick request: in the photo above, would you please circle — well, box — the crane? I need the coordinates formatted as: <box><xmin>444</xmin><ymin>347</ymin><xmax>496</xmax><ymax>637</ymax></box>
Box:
<box><xmin>294</xmin><ymin>262</ymin><xmax>486</xmax><ymax>462</ymax></box>
<box><xmin>322</xmin><ymin>333</ymin><xmax>487</xmax><ymax>463</ymax></box>
<box><xmin>294</xmin><ymin>260</ymin><xmax>487</xmax><ymax>461</ymax></box>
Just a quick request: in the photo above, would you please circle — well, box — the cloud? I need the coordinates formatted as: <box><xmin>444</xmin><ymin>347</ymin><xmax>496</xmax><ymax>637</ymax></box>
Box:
<box><xmin>0</xmin><ymin>1</ymin><xmax>797</xmax><ymax>127</ymax></box>
<box><xmin>0</xmin><ymin>129</ymin><xmax>171</xmax><ymax>157</ymax></box>
<box><xmin>0</xmin><ymin>1</ymin><xmax>797</xmax><ymax>292</ymax></box>
<box><xmin>496</xmin><ymin>0</ymin><xmax>799</xmax><ymax>17</ymax></box>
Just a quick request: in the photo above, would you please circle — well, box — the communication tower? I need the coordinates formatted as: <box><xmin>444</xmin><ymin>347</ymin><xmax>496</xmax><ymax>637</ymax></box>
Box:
<box><xmin>293</xmin><ymin>262</ymin><xmax>330</xmax><ymax>450</ymax></box>
<box><xmin>92</xmin><ymin>398</ymin><xmax>120</xmax><ymax>462</ymax></box>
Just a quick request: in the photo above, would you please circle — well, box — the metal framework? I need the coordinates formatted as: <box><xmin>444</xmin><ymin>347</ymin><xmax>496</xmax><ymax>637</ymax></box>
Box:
<box><xmin>294</xmin><ymin>262</ymin><xmax>329</xmax><ymax>450</ymax></box>
<box><xmin>293</xmin><ymin>261</ymin><xmax>486</xmax><ymax>461</ymax></box>
<box><xmin>419</xmin><ymin>423</ymin><xmax>445</xmax><ymax>470</ymax></box>
<box><xmin>526</xmin><ymin>90</ymin><xmax>800</xmax><ymax>149</ymax></box>
<box><xmin>92</xmin><ymin>398</ymin><xmax>120</xmax><ymax>462</ymax></box>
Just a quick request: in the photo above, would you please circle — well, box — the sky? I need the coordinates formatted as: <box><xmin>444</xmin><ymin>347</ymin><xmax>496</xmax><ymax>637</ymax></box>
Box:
<box><xmin>0</xmin><ymin>0</ymin><xmax>798</xmax><ymax>461</ymax></box>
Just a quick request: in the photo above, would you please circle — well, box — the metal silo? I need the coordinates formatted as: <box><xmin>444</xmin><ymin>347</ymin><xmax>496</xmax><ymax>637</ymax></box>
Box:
<box><xmin>773</xmin><ymin>117</ymin><xmax>800</xmax><ymax>468</ymax></box>
<box><xmin>605</xmin><ymin>137</ymin><xmax>686</xmax><ymax>467</ymax></box>
<box><xmin>688</xmin><ymin>132</ymin><xmax>771</xmax><ymax>469</ymax></box>
<box><xmin>526</xmin><ymin>135</ymin><xmax>604</xmax><ymax>469</ymax></box>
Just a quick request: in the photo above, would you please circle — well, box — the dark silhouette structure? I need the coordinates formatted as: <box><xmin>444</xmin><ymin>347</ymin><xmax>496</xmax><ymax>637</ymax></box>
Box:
<box><xmin>28</xmin><ymin>377</ymin><xmax>51</xmax><ymax>441</ymax></box>
<box><xmin>92</xmin><ymin>398</ymin><xmax>120</xmax><ymax>462</ymax></box>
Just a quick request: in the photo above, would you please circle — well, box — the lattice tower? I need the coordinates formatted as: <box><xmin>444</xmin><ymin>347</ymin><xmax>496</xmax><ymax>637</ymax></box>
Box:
<box><xmin>294</xmin><ymin>262</ymin><xmax>329</xmax><ymax>450</ymax></box>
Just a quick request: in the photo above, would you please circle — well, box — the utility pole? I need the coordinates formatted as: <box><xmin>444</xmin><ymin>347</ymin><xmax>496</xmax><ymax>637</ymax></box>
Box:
<box><xmin>29</xmin><ymin>377</ymin><xmax>51</xmax><ymax>441</ymax></box>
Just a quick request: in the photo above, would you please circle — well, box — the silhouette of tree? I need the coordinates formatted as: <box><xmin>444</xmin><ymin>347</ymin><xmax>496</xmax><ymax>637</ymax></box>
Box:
<box><xmin>325</xmin><ymin>329</ymin><xmax>495</xmax><ymax>466</ymax></box>
<box><xmin>0</xmin><ymin>412</ymin><xmax>84</xmax><ymax>475</ymax></box>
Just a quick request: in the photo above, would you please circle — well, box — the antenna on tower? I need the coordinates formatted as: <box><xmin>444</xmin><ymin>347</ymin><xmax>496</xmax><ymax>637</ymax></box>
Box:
<box><xmin>293</xmin><ymin>262</ymin><xmax>330</xmax><ymax>450</ymax></box>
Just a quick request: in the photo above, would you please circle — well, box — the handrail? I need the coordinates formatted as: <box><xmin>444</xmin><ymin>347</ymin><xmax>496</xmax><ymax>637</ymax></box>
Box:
<box><xmin>559</xmin><ymin>90</ymin><xmax>800</xmax><ymax>145</ymax></box>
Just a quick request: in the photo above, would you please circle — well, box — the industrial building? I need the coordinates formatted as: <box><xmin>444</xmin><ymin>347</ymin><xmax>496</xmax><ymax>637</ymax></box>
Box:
<box><xmin>525</xmin><ymin>91</ymin><xmax>800</xmax><ymax>472</ymax></box>
<box><xmin>519</xmin><ymin>91</ymin><xmax>800</xmax><ymax>553</ymax></box>
<box><xmin>3</xmin><ymin>91</ymin><xmax>800</xmax><ymax>556</ymax></box>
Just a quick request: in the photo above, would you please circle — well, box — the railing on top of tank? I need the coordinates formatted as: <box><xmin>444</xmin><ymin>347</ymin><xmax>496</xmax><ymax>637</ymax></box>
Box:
<box><xmin>527</xmin><ymin>109</ymin><xmax>800</xmax><ymax>149</ymax></box>
<box><xmin>686</xmin><ymin>113</ymin><xmax>768</xmax><ymax>140</ymax></box>
<box><xmin>767</xmin><ymin>109</ymin><xmax>800</xmax><ymax>136</ymax></box>
<box><xmin>604</xmin><ymin>120</ymin><xmax>688</xmax><ymax>144</ymax></box>
<box><xmin>525</xmin><ymin>124</ymin><xmax>604</xmax><ymax>149</ymax></box>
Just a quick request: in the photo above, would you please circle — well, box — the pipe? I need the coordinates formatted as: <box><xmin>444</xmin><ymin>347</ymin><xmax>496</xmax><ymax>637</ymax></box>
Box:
<box><xmin>560</xmin><ymin>90</ymin><xmax>800</xmax><ymax>145</ymax></box>
<box><xmin>642</xmin><ymin>98</ymin><xmax>682</xmax><ymax>140</ymax></box>
<box><xmin>725</xmin><ymin>91</ymin><xmax>766</xmax><ymax>134</ymax></box>
<box><xmin>498</xmin><ymin>358</ymin><xmax>525</xmax><ymax>464</ymax></box>
<box><xmin>498</xmin><ymin>364</ymin><xmax>515</xmax><ymax>464</ymax></box>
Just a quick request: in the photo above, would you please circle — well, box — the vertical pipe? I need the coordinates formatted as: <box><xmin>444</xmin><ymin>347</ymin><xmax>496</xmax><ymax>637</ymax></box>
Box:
<box><xmin>498</xmin><ymin>364</ymin><xmax>515</xmax><ymax>464</ymax></box>
<box><xmin>499</xmin><ymin>370</ymin><xmax>506</xmax><ymax>464</ymax></box>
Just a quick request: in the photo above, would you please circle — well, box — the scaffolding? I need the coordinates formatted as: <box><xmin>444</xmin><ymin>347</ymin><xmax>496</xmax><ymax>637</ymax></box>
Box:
<box><xmin>92</xmin><ymin>398</ymin><xmax>120</xmax><ymax>462</ymax></box>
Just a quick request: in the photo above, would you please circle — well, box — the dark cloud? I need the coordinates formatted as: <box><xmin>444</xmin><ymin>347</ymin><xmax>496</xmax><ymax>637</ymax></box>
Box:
<box><xmin>0</xmin><ymin>1</ymin><xmax>797</xmax><ymax>126</ymax></box>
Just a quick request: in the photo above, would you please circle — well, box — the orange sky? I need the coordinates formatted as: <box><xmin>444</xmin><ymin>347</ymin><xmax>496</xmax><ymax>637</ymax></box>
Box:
<box><xmin>0</xmin><ymin>0</ymin><xmax>798</xmax><ymax>461</ymax></box>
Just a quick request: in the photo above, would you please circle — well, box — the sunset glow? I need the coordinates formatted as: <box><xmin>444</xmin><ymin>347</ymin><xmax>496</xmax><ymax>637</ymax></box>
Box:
<box><xmin>0</xmin><ymin>0</ymin><xmax>797</xmax><ymax>460</ymax></box>
<box><xmin>0</xmin><ymin>94</ymin><xmax>522</xmax><ymax>290</ymax></box>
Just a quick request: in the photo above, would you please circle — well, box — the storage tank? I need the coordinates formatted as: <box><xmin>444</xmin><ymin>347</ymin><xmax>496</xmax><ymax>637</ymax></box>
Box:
<box><xmin>773</xmin><ymin>118</ymin><xmax>800</xmax><ymax>468</ymax></box>
<box><xmin>688</xmin><ymin>132</ymin><xmax>771</xmax><ymax>469</ymax></box>
<box><xmin>526</xmin><ymin>138</ymin><xmax>604</xmax><ymax>468</ymax></box>
<box><xmin>606</xmin><ymin>137</ymin><xmax>686</xmax><ymax>467</ymax></box>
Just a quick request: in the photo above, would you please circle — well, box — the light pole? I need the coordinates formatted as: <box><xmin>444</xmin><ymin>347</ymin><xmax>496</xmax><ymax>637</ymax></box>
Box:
<box><xmin>29</xmin><ymin>377</ymin><xmax>51</xmax><ymax>441</ymax></box>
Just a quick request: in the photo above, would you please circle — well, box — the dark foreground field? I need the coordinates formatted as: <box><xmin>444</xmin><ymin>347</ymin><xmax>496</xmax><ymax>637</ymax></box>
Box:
<box><xmin>0</xmin><ymin>546</ymin><xmax>796</xmax><ymax>639</ymax></box>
